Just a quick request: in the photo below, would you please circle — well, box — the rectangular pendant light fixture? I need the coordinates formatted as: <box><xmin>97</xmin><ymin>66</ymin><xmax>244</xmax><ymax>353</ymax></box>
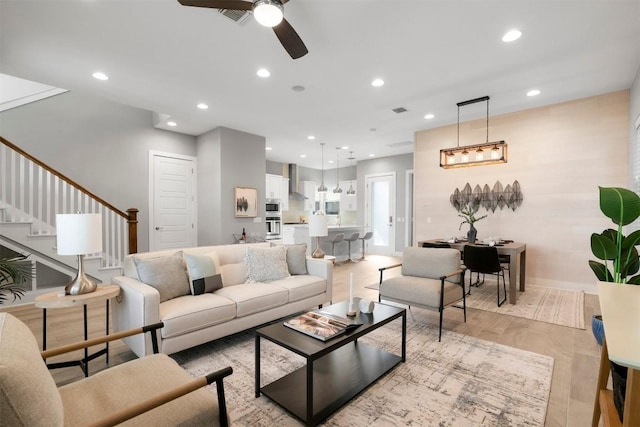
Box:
<box><xmin>440</xmin><ymin>96</ymin><xmax>508</xmax><ymax>169</ymax></box>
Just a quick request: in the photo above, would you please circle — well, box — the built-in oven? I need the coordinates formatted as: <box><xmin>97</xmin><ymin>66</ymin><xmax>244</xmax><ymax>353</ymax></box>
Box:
<box><xmin>266</xmin><ymin>216</ymin><xmax>281</xmax><ymax>239</ymax></box>
<box><xmin>266</xmin><ymin>200</ymin><xmax>281</xmax><ymax>215</ymax></box>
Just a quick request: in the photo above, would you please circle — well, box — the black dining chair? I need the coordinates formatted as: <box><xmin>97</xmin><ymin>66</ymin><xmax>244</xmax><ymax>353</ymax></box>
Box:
<box><xmin>463</xmin><ymin>245</ymin><xmax>507</xmax><ymax>306</ymax></box>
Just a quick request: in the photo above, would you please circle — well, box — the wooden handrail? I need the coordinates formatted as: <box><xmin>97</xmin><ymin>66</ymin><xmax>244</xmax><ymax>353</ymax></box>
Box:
<box><xmin>1</xmin><ymin>136</ymin><xmax>128</xmax><ymax>219</ymax></box>
<box><xmin>1</xmin><ymin>135</ymin><xmax>138</xmax><ymax>254</ymax></box>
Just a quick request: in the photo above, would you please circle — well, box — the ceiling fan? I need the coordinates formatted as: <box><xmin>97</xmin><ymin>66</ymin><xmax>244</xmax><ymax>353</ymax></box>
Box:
<box><xmin>177</xmin><ymin>0</ymin><xmax>308</xmax><ymax>59</ymax></box>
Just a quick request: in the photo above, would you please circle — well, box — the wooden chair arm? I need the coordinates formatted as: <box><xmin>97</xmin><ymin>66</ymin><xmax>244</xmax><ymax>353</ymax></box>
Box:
<box><xmin>439</xmin><ymin>268</ymin><xmax>466</xmax><ymax>281</ymax></box>
<box><xmin>379</xmin><ymin>263</ymin><xmax>402</xmax><ymax>284</ymax></box>
<box><xmin>41</xmin><ymin>322</ymin><xmax>164</xmax><ymax>359</ymax></box>
<box><xmin>89</xmin><ymin>366</ymin><xmax>234</xmax><ymax>427</ymax></box>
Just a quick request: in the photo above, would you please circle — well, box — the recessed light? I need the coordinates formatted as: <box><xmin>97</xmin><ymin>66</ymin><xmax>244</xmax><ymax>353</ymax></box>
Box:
<box><xmin>257</xmin><ymin>68</ymin><xmax>270</xmax><ymax>78</ymax></box>
<box><xmin>307</xmin><ymin>135</ymin><xmax>315</xmax><ymax>140</ymax></box>
<box><xmin>300</xmin><ymin>154</ymin><xmax>307</xmax><ymax>158</ymax></box>
<box><xmin>197</xmin><ymin>103</ymin><xmax>208</xmax><ymax>110</ymax></box>
<box><xmin>371</xmin><ymin>78</ymin><xmax>384</xmax><ymax>87</ymax></box>
<box><xmin>92</xmin><ymin>72</ymin><xmax>109</xmax><ymax>81</ymax></box>
<box><xmin>527</xmin><ymin>89</ymin><xmax>541</xmax><ymax>97</ymax></box>
<box><xmin>167</xmin><ymin>121</ymin><xmax>177</xmax><ymax>127</ymax></box>
<box><xmin>369</xmin><ymin>154</ymin><xmax>375</xmax><ymax>157</ymax></box>
<box><xmin>328</xmin><ymin>160</ymin><xmax>334</xmax><ymax>164</ymax></box>
<box><xmin>502</xmin><ymin>29</ymin><xmax>522</xmax><ymax>42</ymax></box>
<box><xmin>424</xmin><ymin>113</ymin><xmax>435</xmax><ymax>119</ymax></box>
<box><xmin>266</xmin><ymin>147</ymin><xmax>272</xmax><ymax>151</ymax></box>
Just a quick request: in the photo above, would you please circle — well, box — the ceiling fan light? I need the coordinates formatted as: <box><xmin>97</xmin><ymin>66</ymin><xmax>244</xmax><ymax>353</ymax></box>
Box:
<box><xmin>253</xmin><ymin>0</ymin><xmax>283</xmax><ymax>27</ymax></box>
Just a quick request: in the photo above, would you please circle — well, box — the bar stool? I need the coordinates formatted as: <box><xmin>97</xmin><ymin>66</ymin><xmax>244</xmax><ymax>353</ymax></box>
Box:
<box><xmin>345</xmin><ymin>232</ymin><xmax>360</xmax><ymax>262</ymax></box>
<box><xmin>358</xmin><ymin>232</ymin><xmax>373</xmax><ymax>260</ymax></box>
<box><xmin>327</xmin><ymin>233</ymin><xmax>345</xmax><ymax>264</ymax></box>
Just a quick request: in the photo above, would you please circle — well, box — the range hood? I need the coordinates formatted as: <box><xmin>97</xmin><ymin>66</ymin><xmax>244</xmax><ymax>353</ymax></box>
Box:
<box><xmin>286</xmin><ymin>164</ymin><xmax>307</xmax><ymax>200</ymax></box>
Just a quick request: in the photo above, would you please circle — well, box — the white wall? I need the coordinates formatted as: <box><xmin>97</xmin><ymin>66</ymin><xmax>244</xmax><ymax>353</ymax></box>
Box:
<box><xmin>414</xmin><ymin>91</ymin><xmax>629</xmax><ymax>292</ymax></box>
<box><xmin>197</xmin><ymin>127</ymin><xmax>266</xmax><ymax>245</ymax></box>
<box><xmin>357</xmin><ymin>153</ymin><xmax>414</xmax><ymax>253</ymax></box>
<box><xmin>0</xmin><ymin>91</ymin><xmax>197</xmax><ymax>252</ymax></box>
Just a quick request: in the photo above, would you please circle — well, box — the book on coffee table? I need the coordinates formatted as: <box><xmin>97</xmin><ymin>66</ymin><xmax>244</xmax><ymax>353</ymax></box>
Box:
<box><xmin>284</xmin><ymin>310</ymin><xmax>362</xmax><ymax>341</ymax></box>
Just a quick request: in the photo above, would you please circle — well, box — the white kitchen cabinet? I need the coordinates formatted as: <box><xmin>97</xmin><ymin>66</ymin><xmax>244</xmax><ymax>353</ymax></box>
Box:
<box><xmin>302</xmin><ymin>181</ymin><xmax>317</xmax><ymax>212</ymax></box>
<box><xmin>280</xmin><ymin>178</ymin><xmax>289</xmax><ymax>211</ymax></box>
<box><xmin>340</xmin><ymin>180</ymin><xmax>357</xmax><ymax>211</ymax></box>
<box><xmin>265</xmin><ymin>174</ymin><xmax>281</xmax><ymax>200</ymax></box>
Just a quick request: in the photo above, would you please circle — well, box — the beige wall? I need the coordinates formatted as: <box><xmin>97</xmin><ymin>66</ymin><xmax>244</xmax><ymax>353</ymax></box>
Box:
<box><xmin>414</xmin><ymin>91</ymin><xmax>629</xmax><ymax>292</ymax></box>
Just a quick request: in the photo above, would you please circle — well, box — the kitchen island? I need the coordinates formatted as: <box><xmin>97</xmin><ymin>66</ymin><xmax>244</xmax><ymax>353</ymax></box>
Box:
<box><xmin>282</xmin><ymin>224</ymin><xmax>365</xmax><ymax>260</ymax></box>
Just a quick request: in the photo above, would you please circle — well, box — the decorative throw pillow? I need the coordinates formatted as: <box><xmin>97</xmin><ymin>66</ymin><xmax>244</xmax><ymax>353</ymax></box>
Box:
<box><xmin>184</xmin><ymin>252</ymin><xmax>223</xmax><ymax>295</ymax></box>
<box><xmin>246</xmin><ymin>246</ymin><xmax>290</xmax><ymax>283</ymax></box>
<box><xmin>133</xmin><ymin>251</ymin><xmax>190</xmax><ymax>303</ymax></box>
<box><xmin>270</xmin><ymin>243</ymin><xmax>308</xmax><ymax>275</ymax></box>
<box><xmin>286</xmin><ymin>244</ymin><xmax>308</xmax><ymax>275</ymax></box>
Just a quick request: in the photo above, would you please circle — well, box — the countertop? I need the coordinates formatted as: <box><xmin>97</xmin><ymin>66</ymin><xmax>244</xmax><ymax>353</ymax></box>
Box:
<box><xmin>282</xmin><ymin>224</ymin><xmax>363</xmax><ymax>229</ymax></box>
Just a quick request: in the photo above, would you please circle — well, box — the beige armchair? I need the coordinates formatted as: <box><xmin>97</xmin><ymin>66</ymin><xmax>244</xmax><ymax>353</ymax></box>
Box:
<box><xmin>378</xmin><ymin>247</ymin><xmax>466</xmax><ymax>341</ymax></box>
<box><xmin>0</xmin><ymin>312</ymin><xmax>232</xmax><ymax>427</ymax></box>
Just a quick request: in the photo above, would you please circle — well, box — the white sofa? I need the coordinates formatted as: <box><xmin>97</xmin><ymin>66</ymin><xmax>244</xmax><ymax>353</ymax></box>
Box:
<box><xmin>112</xmin><ymin>242</ymin><xmax>333</xmax><ymax>357</ymax></box>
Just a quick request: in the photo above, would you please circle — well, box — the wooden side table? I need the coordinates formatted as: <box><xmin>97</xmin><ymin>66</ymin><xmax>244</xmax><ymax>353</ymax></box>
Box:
<box><xmin>592</xmin><ymin>283</ymin><xmax>640</xmax><ymax>426</ymax></box>
<box><xmin>35</xmin><ymin>284</ymin><xmax>120</xmax><ymax>377</ymax></box>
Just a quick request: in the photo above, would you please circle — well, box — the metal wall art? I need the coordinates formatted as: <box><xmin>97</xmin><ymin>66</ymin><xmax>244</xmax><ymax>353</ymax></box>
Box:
<box><xmin>450</xmin><ymin>180</ymin><xmax>523</xmax><ymax>213</ymax></box>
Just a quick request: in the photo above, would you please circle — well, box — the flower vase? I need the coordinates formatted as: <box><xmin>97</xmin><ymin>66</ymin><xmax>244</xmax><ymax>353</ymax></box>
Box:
<box><xmin>467</xmin><ymin>224</ymin><xmax>477</xmax><ymax>243</ymax></box>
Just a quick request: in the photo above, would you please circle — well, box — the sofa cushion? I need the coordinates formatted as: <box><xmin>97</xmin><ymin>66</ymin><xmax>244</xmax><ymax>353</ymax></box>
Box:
<box><xmin>0</xmin><ymin>313</ymin><xmax>64</xmax><ymax>427</ymax></box>
<box><xmin>159</xmin><ymin>294</ymin><xmax>236</xmax><ymax>339</ymax></box>
<box><xmin>184</xmin><ymin>252</ymin><xmax>223</xmax><ymax>295</ymax></box>
<box><xmin>133</xmin><ymin>251</ymin><xmax>190</xmax><ymax>302</ymax></box>
<box><xmin>215</xmin><ymin>283</ymin><xmax>288</xmax><ymax>317</ymax></box>
<box><xmin>246</xmin><ymin>246</ymin><xmax>290</xmax><ymax>283</ymax></box>
<box><xmin>270</xmin><ymin>275</ymin><xmax>325</xmax><ymax>302</ymax></box>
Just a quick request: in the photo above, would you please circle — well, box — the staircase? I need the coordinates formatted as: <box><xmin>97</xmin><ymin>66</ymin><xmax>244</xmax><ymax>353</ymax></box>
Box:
<box><xmin>0</xmin><ymin>136</ymin><xmax>138</xmax><ymax>305</ymax></box>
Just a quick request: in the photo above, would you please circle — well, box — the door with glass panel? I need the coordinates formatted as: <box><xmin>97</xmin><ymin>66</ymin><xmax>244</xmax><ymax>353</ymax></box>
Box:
<box><xmin>365</xmin><ymin>173</ymin><xmax>396</xmax><ymax>256</ymax></box>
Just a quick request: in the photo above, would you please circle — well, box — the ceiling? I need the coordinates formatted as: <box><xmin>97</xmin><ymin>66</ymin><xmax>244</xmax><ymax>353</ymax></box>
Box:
<box><xmin>1</xmin><ymin>0</ymin><xmax>640</xmax><ymax>169</ymax></box>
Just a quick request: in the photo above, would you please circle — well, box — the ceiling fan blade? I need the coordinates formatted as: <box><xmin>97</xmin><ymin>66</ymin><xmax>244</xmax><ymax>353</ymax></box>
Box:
<box><xmin>177</xmin><ymin>0</ymin><xmax>252</xmax><ymax>10</ymax></box>
<box><xmin>272</xmin><ymin>18</ymin><xmax>308</xmax><ymax>59</ymax></box>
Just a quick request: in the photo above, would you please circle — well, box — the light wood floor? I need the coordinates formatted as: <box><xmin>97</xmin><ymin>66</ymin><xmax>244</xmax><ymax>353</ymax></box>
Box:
<box><xmin>1</xmin><ymin>254</ymin><xmax>602</xmax><ymax>426</ymax></box>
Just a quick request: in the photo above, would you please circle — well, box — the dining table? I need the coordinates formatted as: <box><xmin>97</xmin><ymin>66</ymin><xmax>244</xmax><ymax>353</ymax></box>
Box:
<box><xmin>418</xmin><ymin>239</ymin><xmax>527</xmax><ymax>305</ymax></box>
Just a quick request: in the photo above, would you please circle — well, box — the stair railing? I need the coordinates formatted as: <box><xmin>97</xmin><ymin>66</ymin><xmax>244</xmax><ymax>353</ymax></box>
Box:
<box><xmin>0</xmin><ymin>136</ymin><xmax>138</xmax><ymax>269</ymax></box>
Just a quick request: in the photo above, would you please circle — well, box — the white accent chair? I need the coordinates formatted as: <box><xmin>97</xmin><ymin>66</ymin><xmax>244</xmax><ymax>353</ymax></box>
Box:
<box><xmin>378</xmin><ymin>247</ymin><xmax>466</xmax><ymax>341</ymax></box>
<box><xmin>0</xmin><ymin>313</ymin><xmax>232</xmax><ymax>427</ymax></box>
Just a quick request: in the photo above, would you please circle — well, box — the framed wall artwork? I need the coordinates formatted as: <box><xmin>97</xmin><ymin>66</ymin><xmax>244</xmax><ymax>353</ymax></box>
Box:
<box><xmin>235</xmin><ymin>187</ymin><xmax>258</xmax><ymax>217</ymax></box>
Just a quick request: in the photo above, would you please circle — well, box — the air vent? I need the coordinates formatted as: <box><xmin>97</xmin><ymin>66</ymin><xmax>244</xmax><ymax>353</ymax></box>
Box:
<box><xmin>387</xmin><ymin>140</ymin><xmax>413</xmax><ymax>148</ymax></box>
<box><xmin>392</xmin><ymin>107</ymin><xmax>408</xmax><ymax>114</ymax></box>
<box><xmin>218</xmin><ymin>9</ymin><xmax>251</xmax><ymax>24</ymax></box>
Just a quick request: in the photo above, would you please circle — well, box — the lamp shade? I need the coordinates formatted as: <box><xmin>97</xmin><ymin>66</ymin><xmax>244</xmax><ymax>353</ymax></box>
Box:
<box><xmin>56</xmin><ymin>213</ymin><xmax>103</xmax><ymax>255</ymax></box>
<box><xmin>309</xmin><ymin>214</ymin><xmax>328</xmax><ymax>237</ymax></box>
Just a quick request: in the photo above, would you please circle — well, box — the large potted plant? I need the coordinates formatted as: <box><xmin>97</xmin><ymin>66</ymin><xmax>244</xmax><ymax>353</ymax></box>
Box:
<box><xmin>0</xmin><ymin>253</ymin><xmax>32</xmax><ymax>304</ymax></box>
<box><xmin>589</xmin><ymin>186</ymin><xmax>640</xmax><ymax>421</ymax></box>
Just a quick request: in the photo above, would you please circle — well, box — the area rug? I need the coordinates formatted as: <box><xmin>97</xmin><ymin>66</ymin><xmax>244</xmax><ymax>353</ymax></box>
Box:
<box><xmin>460</xmin><ymin>281</ymin><xmax>585</xmax><ymax>330</ymax></box>
<box><xmin>367</xmin><ymin>281</ymin><xmax>585</xmax><ymax>330</ymax></box>
<box><xmin>171</xmin><ymin>310</ymin><xmax>554</xmax><ymax>426</ymax></box>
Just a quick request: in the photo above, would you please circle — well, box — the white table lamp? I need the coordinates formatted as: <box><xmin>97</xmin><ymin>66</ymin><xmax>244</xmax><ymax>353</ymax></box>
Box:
<box><xmin>309</xmin><ymin>214</ymin><xmax>328</xmax><ymax>258</ymax></box>
<box><xmin>56</xmin><ymin>213</ymin><xmax>103</xmax><ymax>295</ymax></box>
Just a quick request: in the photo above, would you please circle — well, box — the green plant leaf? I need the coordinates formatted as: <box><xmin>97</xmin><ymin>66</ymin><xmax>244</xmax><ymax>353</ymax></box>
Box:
<box><xmin>589</xmin><ymin>260</ymin><xmax>613</xmax><ymax>282</ymax></box>
<box><xmin>599</xmin><ymin>186</ymin><xmax>640</xmax><ymax>226</ymax></box>
<box><xmin>626</xmin><ymin>274</ymin><xmax>640</xmax><ymax>285</ymax></box>
<box><xmin>591</xmin><ymin>233</ymin><xmax>617</xmax><ymax>260</ymax></box>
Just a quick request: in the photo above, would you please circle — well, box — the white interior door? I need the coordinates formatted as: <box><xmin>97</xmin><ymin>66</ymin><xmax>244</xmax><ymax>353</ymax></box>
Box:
<box><xmin>365</xmin><ymin>172</ymin><xmax>396</xmax><ymax>256</ymax></box>
<box><xmin>149</xmin><ymin>151</ymin><xmax>197</xmax><ymax>251</ymax></box>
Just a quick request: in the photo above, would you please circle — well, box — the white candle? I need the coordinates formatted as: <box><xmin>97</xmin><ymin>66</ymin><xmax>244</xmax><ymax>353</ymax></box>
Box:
<box><xmin>349</xmin><ymin>272</ymin><xmax>354</xmax><ymax>303</ymax></box>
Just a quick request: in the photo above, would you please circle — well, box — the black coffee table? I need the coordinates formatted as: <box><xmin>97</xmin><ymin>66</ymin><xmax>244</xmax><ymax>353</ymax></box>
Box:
<box><xmin>255</xmin><ymin>299</ymin><xmax>406</xmax><ymax>426</ymax></box>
